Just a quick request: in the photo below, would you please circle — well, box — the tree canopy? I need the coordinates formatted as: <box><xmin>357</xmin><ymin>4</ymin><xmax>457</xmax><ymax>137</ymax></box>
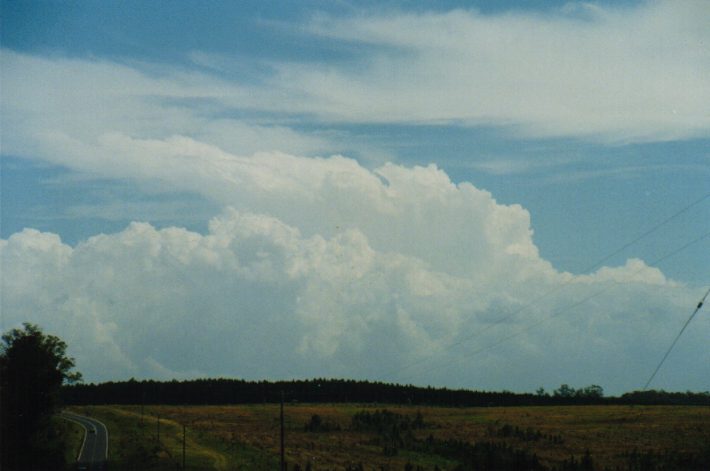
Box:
<box><xmin>1</xmin><ymin>323</ymin><xmax>82</xmax><ymax>470</ymax></box>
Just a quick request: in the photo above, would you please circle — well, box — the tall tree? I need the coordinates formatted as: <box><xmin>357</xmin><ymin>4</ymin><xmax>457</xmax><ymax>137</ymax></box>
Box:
<box><xmin>1</xmin><ymin>323</ymin><xmax>82</xmax><ymax>470</ymax></box>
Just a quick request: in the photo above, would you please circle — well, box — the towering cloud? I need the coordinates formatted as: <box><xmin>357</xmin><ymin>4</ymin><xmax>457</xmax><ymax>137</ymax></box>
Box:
<box><xmin>1</xmin><ymin>151</ymin><xmax>705</xmax><ymax>393</ymax></box>
<box><xmin>1</xmin><ymin>1</ymin><xmax>708</xmax><ymax>393</ymax></box>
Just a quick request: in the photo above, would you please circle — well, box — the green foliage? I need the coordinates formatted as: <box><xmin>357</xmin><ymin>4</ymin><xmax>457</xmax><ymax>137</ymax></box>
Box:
<box><xmin>621</xmin><ymin>447</ymin><xmax>710</xmax><ymax>471</ymax></box>
<box><xmin>0</xmin><ymin>323</ymin><xmax>82</xmax><ymax>470</ymax></box>
<box><xmin>554</xmin><ymin>450</ymin><xmax>594</xmax><ymax>471</ymax></box>
<box><xmin>303</xmin><ymin>413</ymin><xmax>341</xmax><ymax>432</ymax></box>
<box><xmin>620</xmin><ymin>389</ymin><xmax>710</xmax><ymax>405</ymax></box>
<box><xmin>553</xmin><ymin>384</ymin><xmax>576</xmax><ymax>398</ymax></box>
<box><xmin>63</xmin><ymin>377</ymin><xmax>614</xmax><ymax>407</ymax></box>
<box><xmin>552</xmin><ymin>384</ymin><xmax>604</xmax><ymax>400</ymax></box>
<box><xmin>577</xmin><ymin>385</ymin><xmax>604</xmax><ymax>399</ymax></box>
<box><xmin>411</xmin><ymin>435</ymin><xmax>545</xmax><ymax>471</ymax></box>
<box><xmin>351</xmin><ymin>409</ymin><xmax>427</xmax><ymax>434</ymax></box>
<box><xmin>349</xmin><ymin>409</ymin><xmax>546</xmax><ymax>469</ymax></box>
<box><xmin>75</xmin><ymin>405</ymin><xmax>279</xmax><ymax>470</ymax></box>
<box><xmin>55</xmin><ymin>416</ymin><xmax>85</xmax><ymax>464</ymax></box>
<box><xmin>487</xmin><ymin>423</ymin><xmax>564</xmax><ymax>445</ymax></box>
<box><xmin>351</xmin><ymin>409</ymin><xmax>428</xmax><ymax>455</ymax></box>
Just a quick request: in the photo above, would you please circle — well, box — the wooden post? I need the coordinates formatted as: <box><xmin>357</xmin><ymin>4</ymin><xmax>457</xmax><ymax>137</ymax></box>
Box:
<box><xmin>280</xmin><ymin>391</ymin><xmax>285</xmax><ymax>471</ymax></box>
<box><xmin>157</xmin><ymin>415</ymin><xmax>160</xmax><ymax>444</ymax></box>
<box><xmin>140</xmin><ymin>388</ymin><xmax>145</xmax><ymax>426</ymax></box>
<box><xmin>182</xmin><ymin>423</ymin><xmax>186</xmax><ymax>469</ymax></box>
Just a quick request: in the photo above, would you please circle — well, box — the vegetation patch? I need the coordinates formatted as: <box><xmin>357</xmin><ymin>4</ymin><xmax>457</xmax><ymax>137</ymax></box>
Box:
<box><xmin>55</xmin><ymin>415</ymin><xmax>85</xmax><ymax>464</ymax></box>
<box><xmin>71</xmin><ymin>405</ymin><xmax>277</xmax><ymax>470</ymax></box>
<box><xmin>304</xmin><ymin>413</ymin><xmax>342</xmax><ymax>433</ymax></box>
<box><xmin>61</xmin><ymin>403</ymin><xmax>710</xmax><ymax>470</ymax></box>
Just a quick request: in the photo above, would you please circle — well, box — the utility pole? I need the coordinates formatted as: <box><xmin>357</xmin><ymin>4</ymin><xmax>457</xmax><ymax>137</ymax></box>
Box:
<box><xmin>280</xmin><ymin>391</ymin><xmax>285</xmax><ymax>471</ymax></box>
<box><xmin>140</xmin><ymin>387</ymin><xmax>145</xmax><ymax>426</ymax></box>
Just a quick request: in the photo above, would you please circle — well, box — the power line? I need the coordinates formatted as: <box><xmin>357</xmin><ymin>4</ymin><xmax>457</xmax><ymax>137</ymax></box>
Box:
<box><xmin>397</xmin><ymin>229</ymin><xmax>710</xmax><ymax>383</ymax></box>
<box><xmin>643</xmin><ymin>286</ymin><xmax>710</xmax><ymax>390</ymax></box>
<box><xmin>383</xmin><ymin>192</ymin><xmax>709</xmax><ymax>382</ymax></box>
<box><xmin>583</xmin><ymin>192</ymin><xmax>708</xmax><ymax>271</ymax></box>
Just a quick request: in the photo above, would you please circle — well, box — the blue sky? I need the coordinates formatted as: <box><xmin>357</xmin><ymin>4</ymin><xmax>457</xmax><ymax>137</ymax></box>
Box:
<box><xmin>1</xmin><ymin>1</ymin><xmax>708</xmax><ymax>392</ymax></box>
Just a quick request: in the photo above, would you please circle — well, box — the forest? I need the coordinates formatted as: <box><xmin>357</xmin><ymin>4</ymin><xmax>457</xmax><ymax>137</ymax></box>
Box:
<box><xmin>62</xmin><ymin>377</ymin><xmax>710</xmax><ymax>407</ymax></box>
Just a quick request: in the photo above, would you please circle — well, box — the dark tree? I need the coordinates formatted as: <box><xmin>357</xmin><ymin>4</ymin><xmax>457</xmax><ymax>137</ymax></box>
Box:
<box><xmin>0</xmin><ymin>323</ymin><xmax>82</xmax><ymax>470</ymax></box>
<box><xmin>553</xmin><ymin>384</ymin><xmax>576</xmax><ymax>398</ymax></box>
<box><xmin>576</xmin><ymin>385</ymin><xmax>604</xmax><ymax>399</ymax></box>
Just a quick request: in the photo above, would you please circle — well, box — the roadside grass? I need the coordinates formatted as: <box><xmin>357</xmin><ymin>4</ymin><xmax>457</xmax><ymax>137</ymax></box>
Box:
<box><xmin>68</xmin><ymin>405</ymin><xmax>277</xmax><ymax>470</ymax></box>
<box><xmin>53</xmin><ymin>415</ymin><xmax>85</xmax><ymax>467</ymax></box>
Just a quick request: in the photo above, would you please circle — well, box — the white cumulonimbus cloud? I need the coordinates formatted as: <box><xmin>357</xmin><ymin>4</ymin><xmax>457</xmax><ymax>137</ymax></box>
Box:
<box><xmin>1</xmin><ymin>1</ymin><xmax>708</xmax><ymax>393</ymax></box>
<box><xmin>1</xmin><ymin>145</ymin><xmax>707</xmax><ymax>393</ymax></box>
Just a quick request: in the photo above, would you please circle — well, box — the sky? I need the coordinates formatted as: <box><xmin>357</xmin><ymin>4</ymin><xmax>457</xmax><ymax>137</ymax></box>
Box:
<box><xmin>1</xmin><ymin>0</ymin><xmax>709</xmax><ymax>395</ymax></box>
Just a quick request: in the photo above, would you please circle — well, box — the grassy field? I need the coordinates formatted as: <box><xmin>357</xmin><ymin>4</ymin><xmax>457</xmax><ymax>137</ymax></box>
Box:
<box><xmin>69</xmin><ymin>405</ymin><xmax>278</xmax><ymax>470</ymax></box>
<box><xmin>69</xmin><ymin>403</ymin><xmax>710</xmax><ymax>470</ymax></box>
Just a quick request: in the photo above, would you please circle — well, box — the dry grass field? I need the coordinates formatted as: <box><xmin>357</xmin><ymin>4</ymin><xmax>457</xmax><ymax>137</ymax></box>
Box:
<box><xmin>72</xmin><ymin>403</ymin><xmax>710</xmax><ymax>470</ymax></box>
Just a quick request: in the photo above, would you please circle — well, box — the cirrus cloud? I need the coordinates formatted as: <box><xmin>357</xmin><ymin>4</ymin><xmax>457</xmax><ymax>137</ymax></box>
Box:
<box><xmin>282</xmin><ymin>0</ymin><xmax>710</xmax><ymax>142</ymax></box>
<box><xmin>3</xmin><ymin>1</ymin><xmax>709</xmax><ymax>155</ymax></box>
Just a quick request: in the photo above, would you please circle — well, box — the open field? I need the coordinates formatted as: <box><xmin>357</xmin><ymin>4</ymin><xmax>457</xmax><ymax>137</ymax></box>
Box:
<box><xmin>69</xmin><ymin>405</ymin><xmax>277</xmax><ymax>470</ymax></box>
<box><xmin>70</xmin><ymin>404</ymin><xmax>710</xmax><ymax>470</ymax></box>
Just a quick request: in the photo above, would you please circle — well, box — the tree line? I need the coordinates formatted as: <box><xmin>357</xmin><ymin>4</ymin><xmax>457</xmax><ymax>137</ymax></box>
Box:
<box><xmin>61</xmin><ymin>377</ymin><xmax>710</xmax><ymax>407</ymax></box>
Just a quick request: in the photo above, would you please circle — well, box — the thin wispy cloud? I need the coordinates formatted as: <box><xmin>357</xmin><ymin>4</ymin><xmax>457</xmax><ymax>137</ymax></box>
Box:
<box><xmin>4</xmin><ymin>1</ymin><xmax>708</xmax><ymax>160</ymax></box>
<box><xmin>462</xmin><ymin>156</ymin><xmax>578</xmax><ymax>175</ymax></box>
<box><xmin>279</xmin><ymin>1</ymin><xmax>710</xmax><ymax>142</ymax></box>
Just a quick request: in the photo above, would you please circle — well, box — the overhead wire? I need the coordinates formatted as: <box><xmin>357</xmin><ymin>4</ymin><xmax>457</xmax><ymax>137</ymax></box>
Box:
<box><xmin>643</xmin><ymin>285</ymin><xmax>710</xmax><ymax>390</ymax></box>
<box><xmin>400</xmin><ymin>230</ymin><xmax>710</xmax><ymax>383</ymax></box>
<box><xmin>398</xmin><ymin>230</ymin><xmax>710</xmax><ymax>383</ymax></box>
<box><xmin>383</xmin><ymin>192</ymin><xmax>709</xmax><ymax>383</ymax></box>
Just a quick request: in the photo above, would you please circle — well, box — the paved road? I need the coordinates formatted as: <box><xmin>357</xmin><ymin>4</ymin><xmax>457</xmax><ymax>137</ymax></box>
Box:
<box><xmin>62</xmin><ymin>412</ymin><xmax>109</xmax><ymax>471</ymax></box>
